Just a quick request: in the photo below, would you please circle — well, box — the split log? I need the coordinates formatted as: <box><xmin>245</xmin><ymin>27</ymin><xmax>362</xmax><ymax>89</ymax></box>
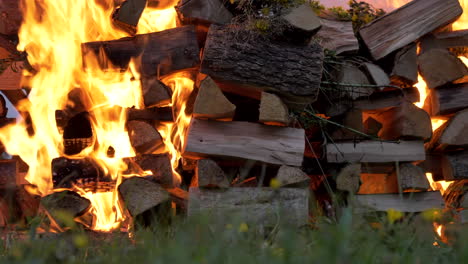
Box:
<box><xmin>0</xmin><ymin>62</ymin><xmax>24</xmax><ymax>90</ymax></box>
<box><xmin>0</xmin><ymin>159</ymin><xmax>16</xmax><ymax>189</ymax></box>
<box><xmin>363</xmin><ymin>116</ymin><xmax>382</xmax><ymax>136</ymax></box>
<box><xmin>0</xmin><ymin>93</ymin><xmax>7</xmax><ymax>118</ymax></box>
<box><xmin>191</xmin><ymin>159</ymin><xmax>229</xmax><ymax>188</ymax></box>
<box><xmin>390</xmin><ymin>44</ymin><xmax>418</xmax><ymax>87</ymax></box>
<box><xmin>420</xmin><ymin>30</ymin><xmax>468</xmax><ymax>55</ymax></box>
<box><xmin>112</xmin><ymin>0</ymin><xmax>147</xmax><ymax>35</ymax></box>
<box><xmin>184</xmin><ymin>119</ymin><xmax>305</xmax><ymax>166</ymax></box>
<box><xmin>126</xmin><ymin>107</ymin><xmax>173</xmax><ymax>123</ymax></box>
<box><xmin>127</xmin><ymin>120</ymin><xmax>164</xmax><ymax>154</ymax></box>
<box><xmin>193</xmin><ymin>76</ymin><xmax>236</xmax><ymax>121</ymax></box>
<box><xmin>259</xmin><ymin>92</ymin><xmax>289</xmax><ymax>126</ymax></box>
<box><xmin>51</xmin><ymin>157</ymin><xmax>106</xmax><ymax>189</ymax></box>
<box><xmin>276</xmin><ymin>166</ymin><xmax>310</xmax><ymax>188</ymax></box>
<box><xmin>417</xmin><ymin>49</ymin><xmax>468</xmax><ymax>89</ymax></box>
<box><xmin>200</xmin><ymin>24</ymin><xmax>324</xmax><ymax>98</ymax></box>
<box><xmin>132</xmin><ymin>154</ymin><xmax>175</xmax><ymax>188</ymax></box>
<box><xmin>188</xmin><ymin>187</ymin><xmax>309</xmax><ymax>226</ymax></box>
<box><xmin>362</xmin><ymin>63</ymin><xmax>390</xmax><ymax>88</ymax></box>
<box><xmin>0</xmin><ymin>0</ymin><xmax>22</xmax><ymax>35</ymax></box>
<box><xmin>335</xmin><ymin>163</ymin><xmax>361</xmax><ymax>194</ymax></box>
<box><xmin>141</xmin><ymin>77</ymin><xmax>172</xmax><ymax>108</ymax></box>
<box><xmin>358</xmin><ymin>0</ymin><xmax>462</xmax><ymax>60</ymax></box>
<box><xmin>367</xmin><ymin>101</ymin><xmax>432</xmax><ymax>140</ymax></box>
<box><xmin>329</xmin><ymin>108</ymin><xmax>363</xmax><ymax>141</ymax></box>
<box><xmin>82</xmin><ymin>25</ymin><xmax>200</xmax><ymax>77</ymax></box>
<box><xmin>425</xmin><ymin>83</ymin><xmax>468</xmax><ymax>116</ymax></box>
<box><xmin>333</xmin><ymin>63</ymin><xmax>373</xmax><ymax>100</ymax></box>
<box><xmin>325</xmin><ymin>87</ymin><xmax>419</xmax><ymax>116</ymax></box>
<box><xmin>441</xmin><ymin>151</ymin><xmax>468</xmax><ymax>180</ymax></box>
<box><xmin>326</xmin><ymin>140</ymin><xmax>425</xmax><ymax>163</ymax></box>
<box><xmin>175</xmin><ymin>0</ymin><xmax>233</xmax><ymax>25</ymax></box>
<box><xmin>279</xmin><ymin>4</ymin><xmax>321</xmax><ymax>45</ymax></box>
<box><xmin>315</xmin><ymin>19</ymin><xmax>358</xmax><ymax>55</ymax></box>
<box><xmin>427</xmin><ymin>109</ymin><xmax>468</xmax><ymax>150</ymax></box>
<box><xmin>443</xmin><ymin>180</ymin><xmax>467</xmax><ymax>209</ymax></box>
<box><xmin>118</xmin><ymin>177</ymin><xmax>169</xmax><ymax>216</ymax></box>
<box><xmin>352</xmin><ymin>192</ymin><xmax>445</xmax><ymax>213</ymax></box>
<box><xmin>391</xmin><ymin>163</ymin><xmax>430</xmax><ymax>191</ymax></box>
<box><xmin>41</xmin><ymin>191</ymin><xmax>91</xmax><ymax>221</ymax></box>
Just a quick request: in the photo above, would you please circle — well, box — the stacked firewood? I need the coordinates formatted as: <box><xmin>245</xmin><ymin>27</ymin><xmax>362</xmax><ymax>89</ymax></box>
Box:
<box><xmin>1</xmin><ymin>0</ymin><xmax>468</xmax><ymax>230</ymax></box>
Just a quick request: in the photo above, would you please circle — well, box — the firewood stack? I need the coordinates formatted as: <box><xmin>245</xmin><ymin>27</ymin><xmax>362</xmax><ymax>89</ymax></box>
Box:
<box><xmin>1</xmin><ymin>0</ymin><xmax>468</xmax><ymax>230</ymax></box>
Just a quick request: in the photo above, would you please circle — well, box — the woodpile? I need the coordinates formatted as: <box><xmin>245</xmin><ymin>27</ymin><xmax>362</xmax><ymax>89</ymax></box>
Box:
<box><xmin>3</xmin><ymin>0</ymin><xmax>468</xmax><ymax>231</ymax></box>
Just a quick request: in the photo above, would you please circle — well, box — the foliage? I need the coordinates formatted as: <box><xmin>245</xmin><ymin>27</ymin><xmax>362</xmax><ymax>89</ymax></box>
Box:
<box><xmin>1</xmin><ymin>209</ymin><xmax>467</xmax><ymax>263</ymax></box>
<box><xmin>348</xmin><ymin>0</ymin><xmax>386</xmax><ymax>31</ymax></box>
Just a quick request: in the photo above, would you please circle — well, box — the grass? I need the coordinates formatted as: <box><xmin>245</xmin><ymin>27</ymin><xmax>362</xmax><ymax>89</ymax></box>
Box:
<box><xmin>1</xmin><ymin>209</ymin><xmax>468</xmax><ymax>264</ymax></box>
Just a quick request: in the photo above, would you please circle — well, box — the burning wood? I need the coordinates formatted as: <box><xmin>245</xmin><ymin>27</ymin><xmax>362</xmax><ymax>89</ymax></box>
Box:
<box><xmin>51</xmin><ymin>157</ymin><xmax>107</xmax><ymax>190</ymax></box>
<box><xmin>112</xmin><ymin>0</ymin><xmax>147</xmax><ymax>35</ymax></box>
<box><xmin>41</xmin><ymin>191</ymin><xmax>91</xmax><ymax>226</ymax></box>
<box><xmin>0</xmin><ymin>159</ymin><xmax>17</xmax><ymax>189</ymax></box>
<box><xmin>140</xmin><ymin>77</ymin><xmax>172</xmax><ymax>108</ymax></box>
<box><xmin>427</xmin><ymin>108</ymin><xmax>468</xmax><ymax>150</ymax></box>
<box><xmin>127</xmin><ymin>120</ymin><xmax>164</xmax><ymax>154</ymax></box>
<box><xmin>418</xmin><ymin>49</ymin><xmax>468</xmax><ymax>89</ymax></box>
<box><xmin>191</xmin><ymin>159</ymin><xmax>229</xmax><ymax>188</ymax></box>
<box><xmin>424</xmin><ymin>83</ymin><xmax>468</xmax><ymax>116</ymax></box>
<box><xmin>131</xmin><ymin>153</ymin><xmax>175</xmax><ymax>188</ymax></box>
<box><xmin>175</xmin><ymin>0</ymin><xmax>233</xmax><ymax>25</ymax></box>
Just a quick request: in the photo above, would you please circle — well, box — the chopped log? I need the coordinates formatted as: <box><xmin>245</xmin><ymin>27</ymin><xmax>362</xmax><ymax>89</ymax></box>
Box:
<box><xmin>118</xmin><ymin>177</ymin><xmax>170</xmax><ymax>216</ymax></box>
<box><xmin>326</xmin><ymin>140</ymin><xmax>425</xmax><ymax>163</ymax></box>
<box><xmin>82</xmin><ymin>26</ymin><xmax>200</xmax><ymax>77</ymax></box>
<box><xmin>188</xmin><ymin>187</ymin><xmax>309</xmax><ymax>226</ymax></box>
<box><xmin>442</xmin><ymin>180</ymin><xmax>467</xmax><ymax>209</ymax></box>
<box><xmin>141</xmin><ymin>77</ymin><xmax>172</xmax><ymax>108</ymax></box>
<box><xmin>0</xmin><ymin>93</ymin><xmax>7</xmax><ymax>118</ymax></box>
<box><xmin>390</xmin><ymin>44</ymin><xmax>418</xmax><ymax>87</ymax></box>
<box><xmin>363</xmin><ymin>116</ymin><xmax>382</xmax><ymax>136</ymax></box>
<box><xmin>184</xmin><ymin>119</ymin><xmax>305</xmax><ymax>166</ymax></box>
<box><xmin>192</xmin><ymin>159</ymin><xmax>229</xmax><ymax>188</ymax></box>
<box><xmin>391</xmin><ymin>163</ymin><xmax>430</xmax><ymax>191</ymax></box>
<box><xmin>41</xmin><ymin>191</ymin><xmax>91</xmax><ymax>220</ymax></box>
<box><xmin>334</xmin><ymin>64</ymin><xmax>373</xmax><ymax>100</ymax></box>
<box><xmin>127</xmin><ymin>120</ymin><xmax>164</xmax><ymax>154</ymax></box>
<box><xmin>0</xmin><ymin>159</ymin><xmax>16</xmax><ymax>189</ymax></box>
<box><xmin>276</xmin><ymin>165</ymin><xmax>310</xmax><ymax>188</ymax></box>
<box><xmin>0</xmin><ymin>0</ymin><xmax>22</xmax><ymax>35</ymax></box>
<box><xmin>126</xmin><ymin>107</ymin><xmax>173</xmax><ymax>123</ymax></box>
<box><xmin>358</xmin><ymin>173</ymin><xmax>398</xmax><ymax>194</ymax></box>
<box><xmin>441</xmin><ymin>151</ymin><xmax>468</xmax><ymax>180</ymax></box>
<box><xmin>352</xmin><ymin>192</ymin><xmax>445</xmax><ymax>213</ymax></box>
<box><xmin>315</xmin><ymin>19</ymin><xmax>358</xmax><ymax>55</ymax></box>
<box><xmin>112</xmin><ymin>0</ymin><xmax>147</xmax><ymax>35</ymax></box>
<box><xmin>133</xmin><ymin>154</ymin><xmax>175</xmax><ymax>188</ymax></box>
<box><xmin>420</xmin><ymin>30</ymin><xmax>468</xmax><ymax>54</ymax></box>
<box><xmin>358</xmin><ymin>0</ymin><xmax>462</xmax><ymax>60</ymax></box>
<box><xmin>279</xmin><ymin>4</ymin><xmax>321</xmax><ymax>45</ymax></box>
<box><xmin>193</xmin><ymin>76</ymin><xmax>236</xmax><ymax>121</ymax></box>
<box><xmin>335</xmin><ymin>163</ymin><xmax>361</xmax><ymax>194</ymax></box>
<box><xmin>418</xmin><ymin>49</ymin><xmax>468</xmax><ymax>89</ymax></box>
<box><xmin>329</xmin><ymin>108</ymin><xmax>363</xmax><ymax>140</ymax></box>
<box><xmin>425</xmin><ymin>83</ymin><xmax>468</xmax><ymax>116</ymax></box>
<box><xmin>362</xmin><ymin>63</ymin><xmax>390</xmax><ymax>88</ymax></box>
<box><xmin>175</xmin><ymin>0</ymin><xmax>233</xmax><ymax>25</ymax></box>
<box><xmin>428</xmin><ymin>109</ymin><xmax>468</xmax><ymax>151</ymax></box>
<box><xmin>200</xmin><ymin>24</ymin><xmax>324</xmax><ymax>98</ymax></box>
<box><xmin>51</xmin><ymin>157</ymin><xmax>106</xmax><ymax>190</ymax></box>
<box><xmin>367</xmin><ymin>101</ymin><xmax>432</xmax><ymax>140</ymax></box>
<box><xmin>0</xmin><ymin>62</ymin><xmax>24</xmax><ymax>90</ymax></box>
<box><xmin>259</xmin><ymin>92</ymin><xmax>289</xmax><ymax>126</ymax></box>
<box><xmin>418</xmin><ymin>153</ymin><xmax>444</xmax><ymax>181</ymax></box>
<box><xmin>325</xmin><ymin>87</ymin><xmax>419</xmax><ymax>116</ymax></box>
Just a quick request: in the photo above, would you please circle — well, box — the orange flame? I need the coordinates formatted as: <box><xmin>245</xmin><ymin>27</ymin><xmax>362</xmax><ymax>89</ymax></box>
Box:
<box><xmin>0</xmin><ymin>0</ymin><xmax>187</xmax><ymax>231</ymax></box>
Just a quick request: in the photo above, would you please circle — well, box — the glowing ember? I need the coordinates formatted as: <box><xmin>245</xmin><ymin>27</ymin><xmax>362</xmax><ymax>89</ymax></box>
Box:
<box><xmin>0</xmin><ymin>0</ymin><xmax>189</xmax><ymax>232</ymax></box>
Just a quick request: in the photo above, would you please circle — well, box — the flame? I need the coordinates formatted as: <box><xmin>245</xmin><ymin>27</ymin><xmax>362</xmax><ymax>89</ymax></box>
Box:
<box><xmin>425</xmin><ymin>173</ymin><xmax>453</xmax><ymax>195</ymax></box>
<box><xmin>0</xmin><ymin>0</ymin><xmax>188</xmax><ymax>232</ymax></box>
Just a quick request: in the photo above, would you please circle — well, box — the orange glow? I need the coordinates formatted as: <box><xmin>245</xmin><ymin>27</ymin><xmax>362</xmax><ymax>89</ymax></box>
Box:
<box><xmin>0</xmin><ymin>0</ymin><xmax>188</xmax><ymax>231</ymax></box>
<box><xmin>425</xmin><ymin>173</ymin><xmax>453</xmax><ymax>195</ymax></box>
<box><xmin>414</xmin><ymin>76</ymin><xmax>448</xmax><ymax>131</ymax></box>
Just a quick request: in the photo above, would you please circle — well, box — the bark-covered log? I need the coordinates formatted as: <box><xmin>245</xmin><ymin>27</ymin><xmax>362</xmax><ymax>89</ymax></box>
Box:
<box><xmin>391</xmin><ymin>163</ymin><xmax>430</xmax><ymax>191</ymax></box>
<box><xmin>176</xmin><ymin>0</ymin><xmax>233</xmax><ymax>25</ymax></box>
<box><xmin>259</xmin><ymin>92</ymin><xmax>289</xmax><ymax>126</ymax></box>
<box><xmin>82</xmin><ymin>26</ymin><xmax>200</xmax><ymax>77</ymax></box>
<box><xmin>0</xmin><ymin>62</ymin><xmax>24</xmax><ymax>90</ymax></box>
<box><xmin>418</xmin><ymin>49</ymin><xmax>468</xmax><ymax>89</ymax></box>
<box><xmin>367</xmin><ymin>101</ymin><xmax>432</xmax><ymax>140</ymax></box>
<box><xmin>188</xmin><ymin>187</ymin><xmax>309</xmax><ymax>227</ymax></box>
<box><xmin>425</xmin><ymin>83</ymin><xmax>468</xmax><ymax>116</ymax></box>
<box><xmin>358</xmin><ymin>0</ymin><xmax>462</xmax><ymax>60</ymax></box>
<box><xmin>0</xmin><ymin>159</ymin><xmax>16</xmax><ymax>189</ymax></box>
<box><xmin>184</xmin><ymin>119</ymin><xmax>305</xmax><ymax>166</ymax></box>
<box><xmin>326</xmin><ymin>140</ymin><xmax>425</xmax><ymax>163</ymax></box>
<box><xmin>200</xmin><ymin>25</ymin><xmax>323</xmax><ymax>99</ymax></box>
<box><xmin>0</xmin><ymin>0</ymin><xmax>22</xmax><ymax>35</ymax></box>
<box><xmin>441</xmin><ymin>151</ymin><xmax>468</xmax><ymax>180</ymax></box>
<box><xmin>352</xmin><ymin>192</ymin><xmax>445</xmax><ymax>213</ymax></box>
<box><xmin>193</xmin><ymin>76</ymin><xmax>236</xmax><ymax>121</ymax></box>
<box><xmin>315</xmin><ymin>19</ymin><xmax>358</xmax><ymax>55</ymax></box>
<box><xmin>51</xmin><ymin>157</ymin><xmax>107</xmax><ymax>189</ymax></box>
<box><xmin>118</xmin><ymin>177</ymin><xmax>169</xmax><ymax>217</ymax></box>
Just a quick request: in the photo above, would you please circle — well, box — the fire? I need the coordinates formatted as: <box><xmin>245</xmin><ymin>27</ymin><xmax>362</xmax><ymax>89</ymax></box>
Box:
<box><xmin>0</xmin><ymin>0</ymin><xmax>189</xmax><ymax>231</ymax></box>
<box><xmin>425</xmin><ymin>173</ymin><xmax>453</xmax><ymax>195</ymax></box>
